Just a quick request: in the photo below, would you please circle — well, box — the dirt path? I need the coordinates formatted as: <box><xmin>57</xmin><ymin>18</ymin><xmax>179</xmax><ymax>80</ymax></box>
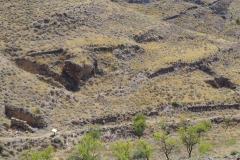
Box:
<box><xmin>0</xmin><ymin>132</ymin><xmax>53</xmax><ymax>142</ymax></box>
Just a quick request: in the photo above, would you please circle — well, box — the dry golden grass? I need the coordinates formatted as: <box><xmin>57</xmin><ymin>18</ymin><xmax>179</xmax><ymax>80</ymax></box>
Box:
<box><xmin>0</xmin><ymin>0</ymin><xmax>240</xmax><ymax>159</ymax></box>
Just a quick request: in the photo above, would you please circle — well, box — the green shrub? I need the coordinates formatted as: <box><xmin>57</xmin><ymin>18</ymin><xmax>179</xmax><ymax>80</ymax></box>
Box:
<box><xmin>110</xmin><ymin>140</ymin><xmax>132</xmax><ymax>160</ymax></box>
<box><xmin>221</xmin><ymin>15</ymin><xmax>226</xmax><ymax>19</ymax></box>
<box><xmin>87</xmin><ymin>124</ymin><xmax>101</xmax><ymax>139</ymax></box>
<box><xmin>195</xmin><ymin>120</ymin><xmax>211</xmax><ymax>137</ymax></box>
<box><xmin>132</xmin><ymin>149</ymin><xmax>146</xmax><ymax>160</ymax></box>
<box><xmin>20</xmin><ymin>146</ymin><xmax>53</xmax><ymax>160</ymax></box>
<box><xmin>160</xmin><ymin>119</ymin><xmax>167</xmax><ymax>131</ymax></box>
<box><xmin>172</xmin><ymin>101</ymin><xmax>179</xmax><ymax>107</ymax></box>
<box><xmin>133</xmin><ymin>113</ymin><xmax>147</xmax><ymax>138</ymax></box>
<box><xmin>198</xmin><ymin>141</ymin><xmax>212</xmax><ymax>154</ymax></box>
<box><xmin>236</xmin><ymin>18</ymin><xmax>240</xmax><ymax>25</ymax></box>
<box><xmin>230</xmin><ymin>150</ymin><xmax>238</xmax><ymax>155</ymax></box>
<box><xmin>34</xmin><ymin>107</ymin><xmax>41</xmax><ymax>114</ymax></box>
<box><xmin>39</xmin><ymin>146</ymin><xmax>53</xmax><ymax>160</ymax></box>
<box><xmin>179</xmin><ymin>118</ymin><xmax>190</xmax><ymax>130</ymax></box>
<box><xmin>135</xmin><ymin>140</ymin><xmax>154</xmax><ymax>160</ymax></box>
<box><xmin>1</xmin><ymin>151</ymin><xmax>9</xmax><ymax>157</ymax></box>
<box><xmin>68</xmin><ymin>134</ymin><xmax>103</xmax><ymax>160</ymax></box>
<box><xmin>20</xmin><ymin>149</ymin><xmax>30</xmax><ymax>160</ymax></box>
<box><xmin>229</xmin><ymin>138</ymin><xmax>236</xmax><ymax>146</ymax></box>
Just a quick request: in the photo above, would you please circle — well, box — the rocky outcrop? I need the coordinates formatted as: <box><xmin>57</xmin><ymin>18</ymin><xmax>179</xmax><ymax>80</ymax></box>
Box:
<box><xmin>71</xmin><ymin>108</ymin><xmax>161</xmax><ymax>126</ymax></box>
<box><xmin>163</xmin><ymin>14</ymin><xmax>182</xmax><ymax>21</ymax></box>
<box><xmin>187</xmin><ymin>103</ymin><xmax>240</xmax><ymax>112</ymax></box>
<box><xmin>16</xmin><ymin>58</ymin><xmax>79</xmax><ymax>91</ymax></box>
<box><xmin>204</xmin><ymin>76</ymin><xmax>236</xmax><ymax>89</ymax></box>
<box><xmin>148</xmin><ymin>66</ymin><xmax>174</xmax><ymax>78</ymax></box>
<box><xmin>162</xmin><ymin>6</ymin><xmax>198</xmax><ymax>21</ymax></box>
<box><xmin>204</xmin><ymin>79</ymin><xmax>219</xmax><ymax>88</ymax></box>
<box><xmin>11</xmin><ymin>118</ymin><xmax>35</xmax><ymax>133</ymax></box>
<box><xmin>128</xmin><ymin>0</ymin><xmax>154</xmax><ymax>3</ymax></box>
<box><xmin>209</xmin><ymin>0</ymin><xmax>233</xmax><ymax>15</ymax></box>
<box><xmin>209</xmin><ymin>115</ymin><xmax>240</xmax><ymax>124</ymax></box>
<box><xmin>26</xmin><ymin>48</ymin><xmax>65</xmax><ymax>56</ymax></box>
<box><xmin>184</xmin><ymin>0</ymin><xmax>204</xmax><ymax>5</ymax></box>
<box><xmin>148</xmin><ymin>54</ymin><xmax>218</xmax><ymax>78</ymax></box>
<box><xmin>134</xmin><ymin>29</ymin><xmax>164</xmax><ymax>43</ymax></box>
<box><xmin>92</xmin><ymin>44</ymin><xmax>145</xmax><ymax>53</ymax></box>
<box><xmin>36</xmin><ymin>74</ymin><xmax>63</xmax><ymax>88</ymax></box>
<box><xmin>101</xmin><ymin>125</ymin><xmax>134</xmax><ymax>140</ymax></box>
<box><xmin>5</xmin><ymin>104</ymin><xmax>47</xmax><ymax>128</ymax></box>
<box><xmin>63</xmin><ymin>61</ymin><xmax>95</xmax><ymax>83</ymax></box>
<box><xmin>91</xmin><ymin>44</ymin><xmax>145</xmax><ymax>60</ymax></box>
<box><xmin>16</xmin><ymin>57</ymin><xmax>103</xmax><ymax>91</ymax></box>
<box><xmin>93</xmin><ymin>46</ymin><xmax>114</xmax><ymax>52</ymax></box>
<box><xmin>214</xmin><ymin>76</ymin><xmax>235</xmax><ymax>88</ymax></box>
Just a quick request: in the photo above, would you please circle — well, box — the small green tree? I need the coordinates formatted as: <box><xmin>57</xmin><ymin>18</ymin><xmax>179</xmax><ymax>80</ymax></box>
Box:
<box><xmin>133</xmin><ymin>113</ymin><xmax>147</xmax><ymax>138</ymax></box>
<box><xmin>68</xmin><ymin>134</ymin><xmax>103</xmax><ymax>160</ymax></box>
<box><xmin>198</xmin><ymin>141</ymin><xmax>212</xmax><ymax>155</ymax></box>
<box><xmin>154</xmin><ymin>132</ymin><xmax>178</xmax><ymax>160</ymax></box>
<box><xmin>178</xmin><ymin>125</ymin><xmax>199</xmax><ymax>158</ymax></box>
<box><xmin>135</xmin><ymin>140</ymin><xmax>154</xmax><ymax>160</ymax></box>
<box><xmin>110</xmin><ymin>140</ymin><xmax>132</xmax><ymax>160</ymax></box>
<box><xmin>178</xmin><ymin>121</ymin><xmax>210</xmax><ymax>158</ymax></box>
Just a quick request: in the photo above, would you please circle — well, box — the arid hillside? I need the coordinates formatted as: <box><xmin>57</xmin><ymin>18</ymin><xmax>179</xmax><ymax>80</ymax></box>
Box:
<box><xmin>0</xmin><ymin>0</ymin><xmax>240</xmax><ymax>159</ymax></box>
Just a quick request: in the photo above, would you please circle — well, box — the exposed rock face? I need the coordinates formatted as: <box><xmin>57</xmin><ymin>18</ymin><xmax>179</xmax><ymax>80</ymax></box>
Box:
<box><xmin>148</xmin><ymin>66</ymin><xmax>174</xmax><ymax>78</ymax></box>
<box><xmin>63</xmin><ymin>61</ymin><xmax>95</xmax><ymax>83</ymax></box>
<box><xmin>149</xmin><ymin>54</ymin><xmax>218</xmax><ymax>78</ymax></box>
<box><xmin>134</xmin><ymin>29</ymin><xmax>164</xmax><ymax>43</ymax></box>
<box><xmin>26</xmin><ymin>48</ymin><xmax>64</xmax><ymax>56</ymax></box>
<box><xmin>204</xmin><ymin>76</ymin><xmax>235</xmax><ymax>89</ymax></box>
<box><xmin>214</xmin><ymin>76</ymin><xmax>235</xmax><ymax>88</ymax></box>
<box><xmin>209</xmin><ymin>115</ymin><xmax>240</xmax><ymax>124</ymax></box>
<box><xmin>128</xmin><ymin>0</ymin><xmax>154</xmax><ymax>3</ymax></box>
<box><xmin>204</xmin><ymin>79</ymin><xmax>219</xmax><ymax>88</ymax></box>
<box><xmin>71</xmin><ymin>108</ymin><xmax>160</xmax><ymax>126</ymax></box>
<box><xmin>36</xmin><ymin>74</ymin><xmax>63</xmax><ymax>88</ymax></box>
<box><xmin>101</xmin><ymin>125</ymin><xmax>134</xmax><ymax>140</ymax></box>
<box><xmin>16</xmin><ymin>57</ymin><xmax>102</xmax><ymax>91</ymax></box>
<box><xmin>92</xmin><ymin>44</ymin><xmax>145</xmax><ymax>54</ymax></box>
<box><xmin>93</xmin><ymin>46</ymin><xmax>114</xmax><ymax>52</ymax></box>
<box><xmin>183</xmin><ymin>0</ymin><xmax>204</xmax><ymax>5</ymax></box>
<box><xmin>5</xmin><ymin>104</ymin><xmax>47</xmax><ymax>128</ymax></box>
<box><xmin>187</xmin><ymin>103</ymin><xmax>240</xmax><ymax>112</ymax></box>
<box><xmin>91</xmin><ymin>44</ymin><xmax>145</xmax><ymax>60</ymax></box>
<box><xmin>209</xmin><ymin>0</ymin><xmax>234</xmax><ymax>15</ymax></box>
<box><xmin>11</xmin><ymin>118</ymin><xmax>35</xmax><ymax>133</ymax></box>
<box><xmin>16</xmin><ymin>58</ymin><xmax>79</xmax><ymax>91</ymax></box>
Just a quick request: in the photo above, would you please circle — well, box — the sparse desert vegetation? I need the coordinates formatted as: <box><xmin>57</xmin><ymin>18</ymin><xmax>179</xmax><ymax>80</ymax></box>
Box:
<box><xmin>0</xmin><ymin>0</ymin><xmax>240</xmax><ymax>159</ymax></box>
